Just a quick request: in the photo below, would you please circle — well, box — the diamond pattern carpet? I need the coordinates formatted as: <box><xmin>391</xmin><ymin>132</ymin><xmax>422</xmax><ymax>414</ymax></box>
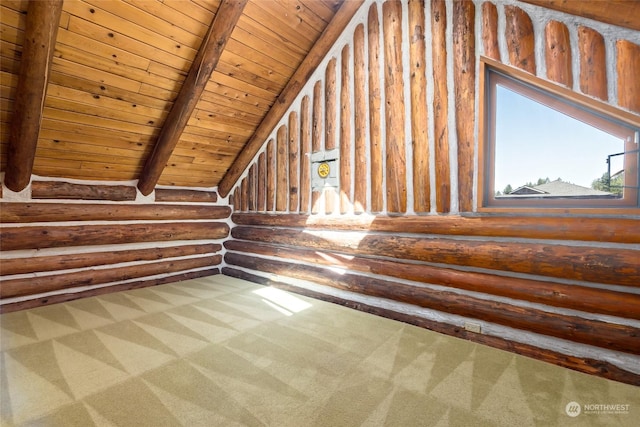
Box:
<box><xmin>0</xmin><ymin>275</ymin><xmax>637</xmax><ymax>426</ymax></box>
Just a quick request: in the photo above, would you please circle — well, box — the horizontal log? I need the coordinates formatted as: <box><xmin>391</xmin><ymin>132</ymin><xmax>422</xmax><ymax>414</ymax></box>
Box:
<box><xmin>0</xmin><ymin>269</ymin><xmax>220</xmax><ymax>313</ymax></box>
<box><xmin>520</xmin><ymin>0</ymin><xmax>640</xmax><ymax>32</ymax></box>
<box><xmin>1</xmin><ymin>222</ymin><xmax>229</xmax><ymax>251</ymax></box>
<box><xmin>154</xmin><ymin>188</ymin><xmax>218</xmax><ymax>203</ymax></box>
<box><xmin>230</xmin><ymin>226</ymin><xmax>639</xmax><ymax>287</ymax></box>
<box><xmin>224</xmin><ymin>253</ymin><xmax>640</xmax><ymax>354</ymax></box>
<box><xmin>31</xmin><ymin>180</ymin><xmax>137</xmax><ymax>201</ymax></box>
<box><xmin>222</xmin><ymin>267</ymin><xmax>640</xmax><ymax>386</ymax></box>
<box><xmin>1</xmin><ymin>243</ymin><xmax>221</xmax><ymax>275</ymax></box>
<box><xmin>224</xmin><ymin>240</ymin><xmax>640</xmax><ymax>319</ymax></box>
<box><xmin>1</xmin><ymin>255</ymin><xmax>221</xmax><ymax>299</ymax></box>
<box><xmin>231</xmin><ymin>213</ymin><xmax>640</xmax><ymax>244</ymax></box>
<box><xmin>0</xmin><ymin>202</ymin><xmax>231</xmax><ymax>223</ymax></box>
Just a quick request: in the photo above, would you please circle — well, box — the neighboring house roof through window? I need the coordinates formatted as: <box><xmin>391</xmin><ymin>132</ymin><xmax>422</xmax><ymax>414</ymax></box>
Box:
<box><xmin>503</xmin><ymin>180</ymin><xmax>616</xmax><ymax>198</ymax></box>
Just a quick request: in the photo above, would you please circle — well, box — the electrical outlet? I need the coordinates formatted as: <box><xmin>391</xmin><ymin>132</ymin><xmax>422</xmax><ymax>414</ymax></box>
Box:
<box><xmin>464</xmin><ymin>322</ymin><xmax>481</xmax><ymax>334</ymax></box>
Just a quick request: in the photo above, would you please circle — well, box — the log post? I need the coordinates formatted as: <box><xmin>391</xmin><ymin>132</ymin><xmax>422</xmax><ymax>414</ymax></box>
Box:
<box><xmin>137</xmin><ymin>0</ymin><xmax>248</xmax><ymax>195</ymax></box>
<box><xmin>266</xmin><ymin>139</ymin><xmax>275</xmax><ymax>211</ymax></box>
<box><xmin>276</xmin><ymin>125</ymin><xmax>288</xmax><ymax>212</ymax></box>
<box><xmin>257</xmin><ymin>152</ymin><xmax>266</xmax><ymax>211</ymax></box>
<box><xmin>545</xmin><ymin>21</ymin><xmax>572</xmax><ymax>87</ymax></box>
<box><xmin>409</xmin><ymin>0</ymin><xmax>429</xmax><ymax>213</ymax></box>
<box><xmin>368</xmin><ymin>4</ymin><xmax>384</xmax><ymax>213</ymax></box>
<box><xmin>325</xmin><ymin>58</ymin><xmax>337</xmax><ymax>151</ymax></box>
<box><xmin>432</xmin><ymin>0</ymin><xmax>450</xmax><ymax>213</ymax></box>
<box><xmin>617</xmin><ymin>40</ymin><xmax>640</xmax><ymax>113</ymax></box>
<box><xmin>288</xmin><ymin>111</ymin><xmax>300</xmax><ymax>212</ymax></box>
<box><xmin>241</xmin><ymin>178</ymin><xmax>248</xmax><ymax>211</ymax></box>
<box><xmin>233</xmin><ymin>191</ymin><xmax>239</xmax><ymax>210</ymax></box>
<box><xmin>311</xmin><ymin>80</ymin><xmax>323</xmax><ymax>214</ymax></box>
<box><xmin>311</xmin><ymin>190</ymin><xmax>321</xmax><ymax>214</ymax></box>
<box><xmin>578</xmin><ymin>26</ymin><xmax>607</xmax><ymax>101</ymax></box>
<box><xmin>340</xmin><ymin>45</ymin><xmax>352</xmax><ymax>214</ymax></box>
<box><xmin>505</xmin><ymin>5</ymin><xmax>536</xmax><ymax>74</ymax></box>
<box><xmin>4</xmin><ymin>0</ymin><xmax>63</xmax><ymax>192</ymax></box>
<box><xmin>312</xmin><ymin>80</ymin><xmax>323</xmax><ymax>153</ymax></box>
<box><xmin>299</xmin><ymin>96</ymin><xmax>312</xmax><ymax>213</ymax></box>
<box><xmin>353</xmin><ymin>24</ymin><xmax>367</xmax><ymax>214</ymax></box>
<box><xmin>482</xmin><ymin>2</ymin><xmax>500</xmax><ymax>61</ymax></box>
<box><xmin>324</xmin><ymin>187</ymin><xmax>336</xmax><ymax>215</ymax></box>
<box><xmin>454</xmin><ymin>0</ymin><xmax>475</xmax><ymax>212</ymax></box>
<box><xmin>248</xmin><ymin>164</ymin><xmax>256</xmax><ymax>211</ymax></box>
<box><xmin>382</xmin><ymin>0</ymin><xmax>407</xmax><ymax>214</ymax></box>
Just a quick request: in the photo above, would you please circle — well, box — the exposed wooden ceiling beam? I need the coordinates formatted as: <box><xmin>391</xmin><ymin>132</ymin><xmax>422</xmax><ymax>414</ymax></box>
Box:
<box><xmin>4</xmin><ymin>0</ymin><xmax>63</xmax><ymax>192</ymax></box>
<box><xmin>217</xmin><ymin>0</ymin><xmax>365</xmax><ymax>198</ymax></box>
<box><xmin>137</xmin><ymin>0</ymin><xmax>248</xmax><ymax>196</ymax></box>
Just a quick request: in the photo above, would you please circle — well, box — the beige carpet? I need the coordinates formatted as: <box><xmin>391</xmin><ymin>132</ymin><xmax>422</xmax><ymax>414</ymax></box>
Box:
<box><xmin>0</xmin><ymin>275</ymin><xmax>637</xmax><ymax>426</ymax></box>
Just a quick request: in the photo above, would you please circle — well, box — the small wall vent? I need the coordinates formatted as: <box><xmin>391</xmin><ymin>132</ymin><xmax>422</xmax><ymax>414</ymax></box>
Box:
<box><xmin>311</xmin><ymin>149</ymin><xmax>339</xmax><ymax>190</ymax></box>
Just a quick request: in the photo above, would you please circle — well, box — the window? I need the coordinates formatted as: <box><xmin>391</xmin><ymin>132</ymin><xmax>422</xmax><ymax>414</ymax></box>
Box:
<box><xmin>479</xmin><ymin>58</ymin><xmax>639</xmax><ymax>211</ymax></box>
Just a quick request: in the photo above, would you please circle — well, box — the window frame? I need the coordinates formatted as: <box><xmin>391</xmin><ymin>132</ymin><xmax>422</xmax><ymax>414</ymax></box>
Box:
<box><xmin>478</xmin><ymin>57</ymin><xmax>640</xmax><ymax>214</ymax></box>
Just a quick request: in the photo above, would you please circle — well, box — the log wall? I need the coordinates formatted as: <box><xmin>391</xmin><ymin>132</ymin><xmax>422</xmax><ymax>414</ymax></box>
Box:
<box><xmin>0</xmin><ymin>178</ymin><xmax>230</xmax><ymax>312</ymax></box>
<box><xmin>225</xmin><ymin>0</ymin><xmax>640</xmax><ymax>384</ymax></box>
<box><xmin>231</xmin><ymin>0</ymin><xmax>640</xmax><ymax>215</ymax></box>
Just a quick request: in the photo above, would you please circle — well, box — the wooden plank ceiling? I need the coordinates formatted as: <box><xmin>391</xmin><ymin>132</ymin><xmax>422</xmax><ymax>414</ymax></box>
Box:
<box><xmin>0</xmin><ymin>0</ymin><xmax>343</xmax><ymax>189</ymax></box>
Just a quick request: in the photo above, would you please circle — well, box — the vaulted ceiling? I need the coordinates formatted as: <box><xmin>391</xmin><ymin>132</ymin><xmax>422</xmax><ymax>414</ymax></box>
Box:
<box><xmin>0</xmin><ymin>0</ymin><xmax>358</xmax><ymax>193</ymax></box>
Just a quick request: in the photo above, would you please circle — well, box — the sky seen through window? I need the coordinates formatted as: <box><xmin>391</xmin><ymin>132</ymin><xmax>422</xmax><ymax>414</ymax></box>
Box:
<box><xmin>494</xmin><ymin>85</ymin><xmax>624</xmax><ymax>194</ymax></box>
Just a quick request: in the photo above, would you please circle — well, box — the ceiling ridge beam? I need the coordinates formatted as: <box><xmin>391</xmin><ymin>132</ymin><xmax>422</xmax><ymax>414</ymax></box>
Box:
<box><xmin>137</xmin><ymin>0</ymin><xmax>248</xmax><ymax>196</ymax></box>
<box><xmin>4</xmin><ymin>0</ymin><xmax>64</xmax><ymax>192</ymax></box>
<box><xmin>217</xmin><ymin>0</ymin><xmax>365</xmax><ymax>198</ymax></box>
